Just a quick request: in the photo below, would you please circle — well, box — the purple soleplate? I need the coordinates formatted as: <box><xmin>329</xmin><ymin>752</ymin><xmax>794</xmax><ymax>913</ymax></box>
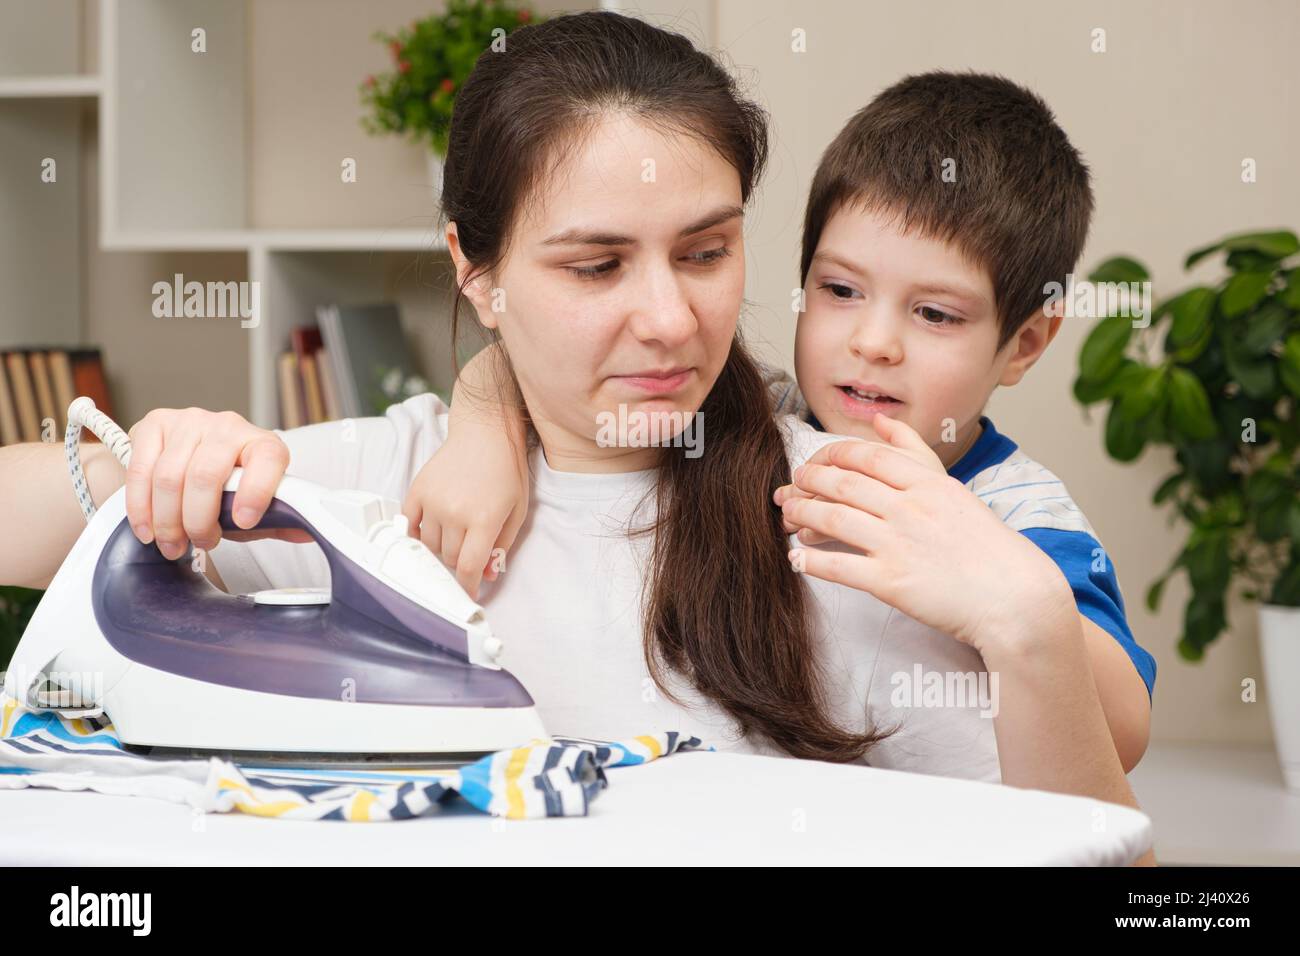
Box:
<box><xmin>88</xmin><ymin>490</ymin><xmax>534</xmax><ymax>708</ymax></box>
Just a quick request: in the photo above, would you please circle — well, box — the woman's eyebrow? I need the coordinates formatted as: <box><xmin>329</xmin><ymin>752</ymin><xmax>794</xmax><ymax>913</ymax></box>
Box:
<box><xmin>540</xmin><ymin>204</ymin><xmax>743</xmax><ymax>247</ymax></box>
<box><xmin>678</xmin><ymin>204</ymin><xmax>743</xmax><ymax>238</ymax></box>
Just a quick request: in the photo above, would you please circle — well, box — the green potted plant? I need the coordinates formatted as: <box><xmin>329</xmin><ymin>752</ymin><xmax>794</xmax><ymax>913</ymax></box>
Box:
<box><xmin>1072</xmin><ymin>228</ymin><xmax>1300</xmax><ymax>789</ymax></box>
<box><xmin>370</xmin><ymin>365</ymin><xmax>437</xmax><ymax>415</ymax></box>
<box><xmin>359</xmin><ymin>0</ymin><xmax>540</xmax><ymax>193</ymax></box>
<box><xmin>0</xmin><ymin>585</ymin><xmax>43</xmax><ymax>672</ymax></box>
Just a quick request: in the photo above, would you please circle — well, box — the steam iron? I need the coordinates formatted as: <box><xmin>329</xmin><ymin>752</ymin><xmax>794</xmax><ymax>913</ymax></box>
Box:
<box><xmin>3</xmin><ymin>398</ymin><xmax>547</xmax><ymax>769</ymax></box>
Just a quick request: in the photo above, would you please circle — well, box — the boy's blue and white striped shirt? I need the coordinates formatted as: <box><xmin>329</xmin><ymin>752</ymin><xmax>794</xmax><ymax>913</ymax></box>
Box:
<box><xmin>942</xmin><ymin>416</ymin><xmax>1155</xmax><ymax>701</ymax></box>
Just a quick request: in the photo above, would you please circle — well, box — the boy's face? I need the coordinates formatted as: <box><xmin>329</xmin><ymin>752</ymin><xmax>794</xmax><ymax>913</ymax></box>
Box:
<box><xmin>795</xmin><ymin>202</ymin><xmax>1043</xmax><ymax>468</ymax></box>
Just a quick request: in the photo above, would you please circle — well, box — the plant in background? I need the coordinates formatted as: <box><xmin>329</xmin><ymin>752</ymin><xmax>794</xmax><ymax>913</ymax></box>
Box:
<box><xmin>1073</xmin><ymin>230</ymin><xmax>1300</xmax><ymax>660</ymax></box>
<box><xmin>0</xmin><ymin>586</ymin><xmax>43</xmax><ymax>670</ymax></box>
<box><xmin>370</xmin><ymin>365</ymin><xmax>435</xmax><ymax>415</ymax></box>
<box><xmin>360</xmin><ymin>0</ymin><xmax>539</xmax><ymax>157</ymax></box>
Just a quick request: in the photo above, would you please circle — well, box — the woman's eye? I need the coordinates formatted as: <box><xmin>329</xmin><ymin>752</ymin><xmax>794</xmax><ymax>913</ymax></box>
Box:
<box><xmin>685</xmin><ymin>246</ymin><xmax>731</xmax><ymax>265</ymax></box>
<box><xmin>567</xmin><ymin>246</ymin><xmax>731</xmax><ymax>279</ymax></box>
<box><xmin>918</xmin><ymin>305</ymin><xmax>964</xmax><ymax>326</ymax></box>
<box><xmin>818</xmin><ymin>282</ymin><xmax>859</xmax><ymax>300</ymax></box>
<box><xmin>567</xmin><ymin>259</ymin><xmax>619</xmax><ymax>280</ymax></box>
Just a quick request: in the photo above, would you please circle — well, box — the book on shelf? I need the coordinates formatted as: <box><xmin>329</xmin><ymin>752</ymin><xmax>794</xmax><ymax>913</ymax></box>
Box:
<box><xmin>299</xmin><ymin>354</ymin><xmax>326</xmax><ymax>423</ymax></box>
<box><xmin>275</xmin><ymin>323</ymin><xmax>343</xmax><ymax>429</ymax></box>
<box><xmin>276</xmin><ymin>352</ymin><xmax>304</xmax><ymax>430</ymax></box>
<box><xmin>0</xmin><ymin>348</ymin><xmax>112</xmax><ymax>446</ymax></box>
<box><xmin>316</xmin><ymin>303</ymin><xmax>425</xmax><ymax>419</ymax></box>
<box><xmin>290</xmin><ymin>325</ymin><xmax>329</xmax><ymax>424</ymax></box>
<box><xmin>276</xmin><ymin>305</ymin><xmax>425</xmax><ymax>429</ymax></box>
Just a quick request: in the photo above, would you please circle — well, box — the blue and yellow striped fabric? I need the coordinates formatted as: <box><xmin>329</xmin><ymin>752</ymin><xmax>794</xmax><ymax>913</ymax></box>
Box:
<box><xmin>0</xmin><ymin>694</ymin><xmax>712</xmax><ymax>822</ymax></box>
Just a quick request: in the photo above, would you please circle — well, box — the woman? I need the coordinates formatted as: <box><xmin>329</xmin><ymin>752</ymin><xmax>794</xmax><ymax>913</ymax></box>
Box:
<box><xmin>3</xmin><ymin>13</ymin><xmax>1140</xmax><ymax>818</ymax></box>
<box><xmin>209</xmin><ymin>11</ymin><xmax>943</xmax><ymax>770</ymax></box>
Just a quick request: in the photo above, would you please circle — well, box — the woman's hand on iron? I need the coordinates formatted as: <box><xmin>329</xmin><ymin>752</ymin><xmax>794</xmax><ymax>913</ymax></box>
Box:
<box><xmin>125</xmin><ymin>407</ymin><xmax>305</xmax><ymax>558</ymax></box>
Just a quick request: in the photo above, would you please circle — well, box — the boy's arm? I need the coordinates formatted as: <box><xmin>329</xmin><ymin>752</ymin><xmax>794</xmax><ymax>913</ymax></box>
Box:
<box><xmin>1079</xmin><ymin>614</ymin><xmax>1151</xmax><ymax>772</ymax></box>
<box><xmin>1014</xmin><ymin>525</ymin><xmax>1155</xmax><ymax>774</ymax></box>
<box><xmin>779</xmin><ymin>428</ymin><xmax>1155</xmax><ymax>776</ymax></box>
<box><xmin>403</xmin><ymin>342</ymin><xmax>531</xmax><ymax>600</ymax></box>
<box><xmin>448</xmin><ymin>342</ymin><xmax>529</xmax><ymax>439</ymax></box>
<box><xmin>777</xmin><ymin>421</ymin><xmax>1157</xmax><ymax>862</ymax></box>
<box><xmin>979</xmin><ymin>604</ymin><xmax>1156</xmax><ymax>865</ymax></box>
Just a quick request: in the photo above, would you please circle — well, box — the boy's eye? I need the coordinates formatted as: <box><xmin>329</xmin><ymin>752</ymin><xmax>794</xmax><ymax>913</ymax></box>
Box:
<box><xmin>918</xmin><ymin>305</ymin><xmax>964</xmax><ymax>327</ymax></box>
<box><xmin>818</xmin><ymin>281</ymin><xmax>860</xmax><ymax>300</ymax></box>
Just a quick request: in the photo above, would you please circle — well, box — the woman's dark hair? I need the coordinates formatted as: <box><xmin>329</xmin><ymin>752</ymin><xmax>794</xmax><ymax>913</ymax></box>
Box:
<box><xmin>441</xmin><ymin>11</ymin><xmax>892</xmax><ymax>761</ymax></box>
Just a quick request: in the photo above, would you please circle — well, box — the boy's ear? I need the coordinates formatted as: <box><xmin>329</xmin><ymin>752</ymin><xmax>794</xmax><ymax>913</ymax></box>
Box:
<box><xmin>998</xmin><ymin>306</ymin><xmax>1063</xmax><ymax>387</ymax></box>
<box><xmin>445</xmin><ymin>221</ymin><xmax>499</xmax><ymax>329</ymax></box>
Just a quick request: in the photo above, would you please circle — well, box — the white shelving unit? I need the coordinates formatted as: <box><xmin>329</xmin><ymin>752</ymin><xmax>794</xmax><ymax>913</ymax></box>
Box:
<box><xmin>2</xmin><ymin>0</ymin><xmax>459</xmax><ymax>428</ymax></box>
<box><xmin>0</xmin><ymin>74</ymin><xmax>101</xmax><ymax>97</ymax></box>
<box><xmin>0</xmin><ymin>101</ymin><xmax>88</xmax><ymax>348</ymax></box>
<box><xmin>104</xmin><ymin>0</ymin><xmax>456</xmax><ymax>427</ymax></box>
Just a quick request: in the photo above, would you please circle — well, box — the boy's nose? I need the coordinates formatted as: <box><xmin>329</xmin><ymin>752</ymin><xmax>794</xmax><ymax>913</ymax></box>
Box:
<box><xmin>847</xmin><ymin>312</ymin><xmax>904</xmax><ymax>364</ymax></box>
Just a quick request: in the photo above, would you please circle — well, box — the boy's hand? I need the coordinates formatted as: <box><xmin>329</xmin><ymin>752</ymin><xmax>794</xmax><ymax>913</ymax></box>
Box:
<box><xmin>402</xmin><ymin>426</ymin><xmax>528</xmax><ymax>602</ymax></box>
<box><xmin>776</xmin><ymin>420</ymin><xmax>1070</xmax><ymax>651</ymax></box>
<box><xmin>773</xmin><ymin>416</ymin><xmax>944</xmax><ymax>540</ymax></box>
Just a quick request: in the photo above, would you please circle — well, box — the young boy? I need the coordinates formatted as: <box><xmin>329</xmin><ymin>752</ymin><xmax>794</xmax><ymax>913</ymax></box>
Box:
<box><xmin>407</xmin><ymin>70</ymin><xmax>1153</xmax><ymax>773</ymax></box>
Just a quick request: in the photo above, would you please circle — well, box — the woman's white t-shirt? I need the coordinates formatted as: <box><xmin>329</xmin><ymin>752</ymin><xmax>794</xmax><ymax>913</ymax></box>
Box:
<box><xmin>208</xmin><ymin>393</ymin><xmax>1001</xmax><ymax>783</ymax></box>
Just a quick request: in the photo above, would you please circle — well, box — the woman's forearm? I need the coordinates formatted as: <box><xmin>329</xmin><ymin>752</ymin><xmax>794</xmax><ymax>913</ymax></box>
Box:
<box><xmin>0</xmin><ymin>440</ymin><xmax>125</xmax><ymax>589</ymax></box>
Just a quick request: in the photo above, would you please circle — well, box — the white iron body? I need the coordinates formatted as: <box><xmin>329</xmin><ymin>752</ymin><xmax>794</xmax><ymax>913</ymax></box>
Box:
<box><xmin>5</xmin><ymin>467</ymin><xmax>546</xmax><ymax>759</ymax></box>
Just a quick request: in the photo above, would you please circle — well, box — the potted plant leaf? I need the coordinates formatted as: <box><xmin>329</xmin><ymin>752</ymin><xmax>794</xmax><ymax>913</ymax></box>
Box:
<box><xmin>360</xmin><ymin>0</ymin><xmax>539</xmax><ymax>194</ymax></box>
<box><xmin>0</xmin><ymin>585</ymin><xmax>43</xmax><ymax>671</ymax></box>
<box><xmin>1072</xmin><ymin>228</ymin><xmax>1300</xmax><ymax>789</ymax></box>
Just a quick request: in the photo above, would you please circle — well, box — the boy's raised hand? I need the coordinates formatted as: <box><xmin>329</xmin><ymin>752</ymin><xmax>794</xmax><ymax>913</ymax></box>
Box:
<box><xmin>775</xmin><ymin>415</ymin><xmax>1069</xmax><ymax>651</ymax></box>
<box><xmin>773</xmin><ymin>415</ymin><xmax>944</xmax><ymax>540</ymax></box>
<box><xmin>402</xmin><ymin>426</ymin><xmax>529</xmax><ymax>602</ymax></box>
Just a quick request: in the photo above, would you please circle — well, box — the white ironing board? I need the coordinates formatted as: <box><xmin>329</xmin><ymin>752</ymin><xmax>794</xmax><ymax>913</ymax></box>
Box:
<box><xmin>0</xmin><ymin>750</ymin><xmax>1151</xmax><ymax>865</ymax></box>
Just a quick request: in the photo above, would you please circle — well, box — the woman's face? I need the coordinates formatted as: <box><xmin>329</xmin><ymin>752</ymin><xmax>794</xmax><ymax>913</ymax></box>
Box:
<box><xmin>449</xmin><ymin>112</ymin><xmax>746</xmax><ymax>473</ymax></box>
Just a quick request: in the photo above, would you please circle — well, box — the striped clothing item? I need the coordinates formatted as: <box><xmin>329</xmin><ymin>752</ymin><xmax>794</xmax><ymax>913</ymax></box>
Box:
<box><xmin>966</xmin><ymin>450</ymin><xmax>1103</xmax><ymax>535</ymax></box>
<box><xmin>943</xmin><ymin>416</ymin><xmax>1156</xmax><ymax>701</ymax></box>
<box><xmin>0</xmin><ymin>694</ymin><xmax>710</xmax><ymax>822</ymax></box>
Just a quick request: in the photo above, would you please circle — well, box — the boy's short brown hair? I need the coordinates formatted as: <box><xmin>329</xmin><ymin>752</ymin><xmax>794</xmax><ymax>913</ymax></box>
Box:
<box><xmin>799</xmin><ymin>71</ymin><xmax>1093</xmax><ymax>352</ymax></box>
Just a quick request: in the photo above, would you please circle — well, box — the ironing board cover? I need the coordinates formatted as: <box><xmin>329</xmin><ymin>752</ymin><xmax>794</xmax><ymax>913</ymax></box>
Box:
<box><xmin>0</xmin><ymin>694</ymin><xmax>712</xmax><ymax>822</ymax></box>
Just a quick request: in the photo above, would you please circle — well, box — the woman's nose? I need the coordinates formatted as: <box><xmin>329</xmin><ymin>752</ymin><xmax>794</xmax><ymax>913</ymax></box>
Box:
<box><xmin>628</xmin><ymin>263</ymin><xmax>699</xmax><ymax>346</ymax></box>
